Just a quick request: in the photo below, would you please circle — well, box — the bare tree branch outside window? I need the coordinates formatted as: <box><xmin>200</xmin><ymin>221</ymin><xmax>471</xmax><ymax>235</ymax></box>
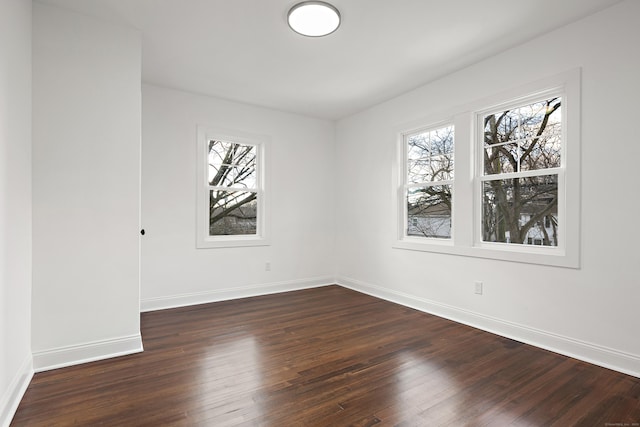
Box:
<box><xmin>482</xmin><ymin>98</ymin><xmax>562</xmax><ymax>246</ymax></box>
<box><xmin>207</xmin><ymin>140</ymin><xmax>258</xmax><ymax>235</ymax></box>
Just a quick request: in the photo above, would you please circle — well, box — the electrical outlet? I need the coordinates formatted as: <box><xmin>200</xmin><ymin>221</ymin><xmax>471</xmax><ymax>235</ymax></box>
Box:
<box><xmin>474</xmin><ymin>281</ymin><xmax>483</xmax><ymax>295</ymax></box>
<box><xmin>265</xmin><ymin>262</ymin><xmax>271</xmax><ymax>271</ymax></box>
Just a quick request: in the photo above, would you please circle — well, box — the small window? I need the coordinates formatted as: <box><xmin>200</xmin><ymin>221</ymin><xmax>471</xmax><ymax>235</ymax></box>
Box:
<box><xmin>404</xmin><ymin>125</ymin><xmax>454</xmax><ymax>239</ymax></box>
<box><xmin>197</xmin><ymin>127</ymin><xmax>269</xmax><ymax>248</ymax></box>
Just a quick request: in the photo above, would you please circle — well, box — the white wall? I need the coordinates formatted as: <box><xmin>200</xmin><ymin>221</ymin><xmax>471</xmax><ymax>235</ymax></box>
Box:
<box><xmin>141</xmin><ymin>85</ymin><xmax>335</xmax><ymax>310</ymax></box>
<box><xmin>335</xmin><ymin>0</ymin><xmax>640</xmax><ymax>376</ymax></box>
<box><xmin>0</xmin><ymin>1</ymin><xmax>33</xmax><ymax>425</ymax></box>
<box><xmin>32</xmin><ymin>3</ymin><xmax>142</xmax><ymax>371</ymax></box>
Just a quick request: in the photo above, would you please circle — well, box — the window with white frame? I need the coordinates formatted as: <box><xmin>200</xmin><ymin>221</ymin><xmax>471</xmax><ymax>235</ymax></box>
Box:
<box><xmin>403</xmin><ymin>125</ymin><xmax>454</xmax><ymax>239</ymax></box>
<box><xmin>393</xmin><ymin>69</ymin><xmax>580</xmax><ymax>268</ymax></box>
<box><xmin>196</xmin><ymin>127</ymin><xmax>269</xmax><ymax>248</ymax></box>
<box><xmin>479</xmin><ymin>96</ymin><xmax>562</xmax><ymax>247</ymax></box>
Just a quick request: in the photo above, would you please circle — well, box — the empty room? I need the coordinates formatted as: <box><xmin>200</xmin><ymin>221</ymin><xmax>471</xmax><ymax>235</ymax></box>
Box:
<box><xmin>1</xmin><ymin>0</ymin><xmax>639</xmax><ymax>425</ymax></box>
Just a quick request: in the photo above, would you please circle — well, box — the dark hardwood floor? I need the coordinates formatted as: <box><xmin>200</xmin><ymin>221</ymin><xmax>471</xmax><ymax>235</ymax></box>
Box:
<box><xmin>12</xmin><ymin>285</ymin><xmax>640</xmax><ymax>426</ymax></box>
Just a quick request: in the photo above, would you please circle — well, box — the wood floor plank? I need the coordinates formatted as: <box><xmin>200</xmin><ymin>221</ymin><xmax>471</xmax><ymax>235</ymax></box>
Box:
<box><xmin>11</xmin><ymin>285</ymin><xmax>640</xmax><ymax>426</ymax></box>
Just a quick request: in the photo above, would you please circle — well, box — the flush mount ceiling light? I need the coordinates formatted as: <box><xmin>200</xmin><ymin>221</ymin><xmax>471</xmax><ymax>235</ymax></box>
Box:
<box><xmin>288</xmin><ymin>1</ymin><xmax>341</xmax><ymax>37</ymax></box>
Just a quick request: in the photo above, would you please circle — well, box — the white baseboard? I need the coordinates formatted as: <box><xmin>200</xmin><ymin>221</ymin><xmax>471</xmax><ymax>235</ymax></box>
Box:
<box><xmin>337</xmin><ymin>276</ymin><xmax>640</xmax><ymax>378</ymax></box>
<box><xmin>141</xmin><ymin>276</ymin><xmax>335</xmax><ymax>312</ymax></box>
<box><xmin>33</xmin><ymin>334</ymin><xmax>144</xmax><ymax>373</ymax></box>
<box><xmin>1</xmin><ymin>355</ymin><xmax>33</xmax><ymax>427</ymax></box>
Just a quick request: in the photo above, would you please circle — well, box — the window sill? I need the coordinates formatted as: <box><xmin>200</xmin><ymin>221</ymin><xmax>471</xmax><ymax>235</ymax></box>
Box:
<box><xmin>197</xmin><ymin>236</ymin><xmax>271</xmax><ymax>249</ymax></box>
<box><xmin>393</xmin><ymin>239</ymin><xmax>578</xmax><ymax>269</ymax></box>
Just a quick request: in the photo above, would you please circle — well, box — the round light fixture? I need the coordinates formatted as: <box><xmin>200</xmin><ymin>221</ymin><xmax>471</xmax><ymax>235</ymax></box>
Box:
<box><xmin>287</xmin><ymin>1</ymin><xmax>341</xmax><ymax>37</ymax></box>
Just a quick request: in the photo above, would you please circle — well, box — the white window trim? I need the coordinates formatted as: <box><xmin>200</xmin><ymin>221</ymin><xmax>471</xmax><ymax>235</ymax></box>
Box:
<box><xmin>393</xmin><ymin>69</ymin><xmax>581</xmax><ymax>268</ymax></box>
<box><xmin>196</xmin><ymin>126</ymin><xmax>270</xmax><ymax>249</ymax></box>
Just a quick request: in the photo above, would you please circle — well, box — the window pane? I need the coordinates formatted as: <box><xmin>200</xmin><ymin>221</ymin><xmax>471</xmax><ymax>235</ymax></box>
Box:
<box><xmin>407</xmin><ymin>133</ymin><xmax>430</xmax><ymax>159</ymax></box>
<box><xmin>208</xmin><ymin>140</ymin><xmax>257</xmax><ymax>185</ymax></box>
<box><xmin>484</xmin><ymin>143</ymin><xmax>517</xmax><ymax>175</ymax></box>
<box><xmin>517</xmin><ymin>101</ymin><xmax>555</xmax><ymax>139</ymax></box>
<box><xmin>432</xmin><ymin>126</ymin><xmax>454</xmax><ymax>155</ymax></box>
<box><xmin>209</xmin><ymin>190</ymin><xmax>257</xmax><ymax>236</ymax></box>
<box><xmin>429</xmin><ymin>155</ymin><xmax>454</xmax><ymax>181</ymax></box>
<box><xmin>407</xmin><ymin>125</ymin><xmax>454</xmax><ymax>183</ymax></box>
<box><xmin>407</xmin><ymin>185</ymin><xmax>452</xmax><ymax>239</ymax></box>
<box><xmin>208</xmin><ymin>140</ymin><xmax>230</xmax><ymax>166</ymax></box>
<box><xmin>519</xmin><ymin>133</ymin><xmax>561</xmax><ymax>172</ymax></box>
<box><xmin>482</xmin><ymin>175</ymin><xmax>558</xmax><ymax>246</ymax></box>
<box><xmin>484</xmin><ymin>109</ymin><xmax>520</xmax><ymax>142</ymax></box>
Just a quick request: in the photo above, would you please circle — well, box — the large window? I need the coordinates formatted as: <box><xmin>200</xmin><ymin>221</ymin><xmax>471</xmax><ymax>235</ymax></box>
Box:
<box><xmin>394</xmin><ymin>70</ymin><xmax>580</xmax><ymax>268</ymax></box>
<box><xmin>197</xmin><ymin>127</ymin><xmax>269</xmax><ymax>248</ymax></box>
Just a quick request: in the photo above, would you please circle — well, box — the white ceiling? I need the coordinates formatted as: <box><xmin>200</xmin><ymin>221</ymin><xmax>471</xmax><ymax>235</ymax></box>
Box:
<box><xmin>37</xmin><ymin>0</ymin><xmax>621</xmax><ymax>120</ymax></box>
